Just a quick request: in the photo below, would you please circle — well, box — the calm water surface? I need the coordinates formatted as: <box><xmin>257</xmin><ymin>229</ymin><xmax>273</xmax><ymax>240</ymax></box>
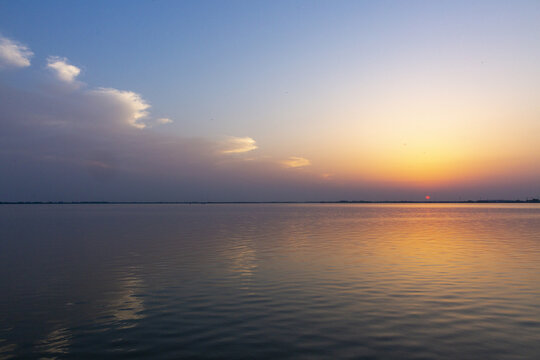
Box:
<box><xmin>1</xmin><ymin>204</ymin><xmax>540</xmax><ymax>359</ymax></box>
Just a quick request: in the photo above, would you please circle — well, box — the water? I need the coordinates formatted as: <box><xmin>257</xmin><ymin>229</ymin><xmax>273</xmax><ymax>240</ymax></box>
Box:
<box><xmin>1</xmin><ymin>204</ymin><xmax>540</xmax><ymax>359</ymax></box>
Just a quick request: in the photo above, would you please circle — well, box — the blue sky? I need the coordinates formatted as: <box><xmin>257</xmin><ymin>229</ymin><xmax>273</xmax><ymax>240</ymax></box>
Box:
<box><xmin>1</xmin><ymin>1</ymin><xmax>539</xmax><ymax>201</ymax></box>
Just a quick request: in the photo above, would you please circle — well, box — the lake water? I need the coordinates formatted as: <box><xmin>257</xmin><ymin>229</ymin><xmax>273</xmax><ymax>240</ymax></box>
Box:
<box><xmin>1</xmin><ymin>204</ymin><xmax>540</xmax><ymax>359</ymax></box>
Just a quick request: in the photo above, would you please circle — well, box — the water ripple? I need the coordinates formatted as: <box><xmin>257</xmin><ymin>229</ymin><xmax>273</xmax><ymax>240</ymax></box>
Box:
<box><xmin>1</xmin><ymin>204</ymin><xmax>540</xmax><ymax>359</ymax></box>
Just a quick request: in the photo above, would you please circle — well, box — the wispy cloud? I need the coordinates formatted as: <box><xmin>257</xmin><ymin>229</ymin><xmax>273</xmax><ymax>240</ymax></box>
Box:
<box><xmin>281</xmin><ymin>156</ymin><xmax>311</xmax><ymax>168</ymax></box>
<box><xmin>46</xmin><ymin>56</ymin><xmax>81</xmax><ymax>83</ymax></box>
<box><xmin>0</xmin><ymin>35</ymin><xmax>33</xmax><ymax>68</ymax></box>
<box><xmin>156</xmin><ymin>117</ymin><xmax>173</xmax><ymax>125</ymax></box>
<box><xmin>221</xmin><ymin>136</ymin><xmax>258</xmax><ymax>154</ymax></box>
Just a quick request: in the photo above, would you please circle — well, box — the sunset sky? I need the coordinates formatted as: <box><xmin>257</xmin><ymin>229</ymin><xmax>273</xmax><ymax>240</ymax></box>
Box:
<box><xmin>1</xmin><ymin>0</ymin><xmax>539</xmax><ymax>201</ymax></box>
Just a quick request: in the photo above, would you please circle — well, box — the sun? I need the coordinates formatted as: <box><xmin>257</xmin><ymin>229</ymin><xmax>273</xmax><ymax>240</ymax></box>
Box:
<box><xmin>425</xmin><ymin>195</ymin><xmax>431</xmax><ymax>200</ymax></box>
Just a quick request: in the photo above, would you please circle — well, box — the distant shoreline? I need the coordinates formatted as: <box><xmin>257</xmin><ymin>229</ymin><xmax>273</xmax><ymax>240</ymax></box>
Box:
<box><xmin>1</xmin><ymin>200</ymin><xmax>539</xmax><ymax>205</ymax></box>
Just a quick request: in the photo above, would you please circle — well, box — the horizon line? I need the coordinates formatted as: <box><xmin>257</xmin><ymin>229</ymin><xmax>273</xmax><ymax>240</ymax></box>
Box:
<box><xmin>1</xmin><ymin>199</ymin><xmax>539</xmax><ymax>205</ymax></box>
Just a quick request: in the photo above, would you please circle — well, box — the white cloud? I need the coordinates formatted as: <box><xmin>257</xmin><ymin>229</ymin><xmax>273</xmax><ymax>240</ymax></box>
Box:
<box><xmin>91</xmin><ymin>88</ymin><xmax>150</xmax><ymax>129</ymax></box>
<box><xmin>0</xmin><ymin>40</ymin><xmax>328</xmax><ymax>201</ymax></box>
<box><xmin>156</xmin><ymin>117</ymin><xmax>172</xmax><ymax>125</ymax></box>
<box><xmin>0</xmin><ymin>35</ymin><xmax>33</xmax><ymax>68</ymax></box>
<box><xmin>221</xmin><ymin>136</ymin><xmax>258</xmax><ymax>154</ymax></box>
<box><xmin>47</xmin><ymin>56</ymin><xmax>81</xmax><ymax>83</ymax></box>
<box><xmin>0</xmin><ymin>73</ymin><xmax>323</xmax><ymax>201</ymax></box>
<box><xmin>281</xmin><ymin>156</ymin><xmax>311</xmax><ymax>168</ymax></box>
<box><xmin>139</xmin><ymin>117</ymin><xmax>173</xmax><ymax>128</ymax></box>
<box><xmin>0</xmin><ymin>37</ymin><xmax>168</xmax><ymax>130</ymax></box>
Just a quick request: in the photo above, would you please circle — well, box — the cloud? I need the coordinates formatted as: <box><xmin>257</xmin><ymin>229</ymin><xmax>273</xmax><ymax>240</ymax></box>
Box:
<box><xmin>221</xmin><ymin>136</ymin><xmax>258</xmax><ymax>154</ymax></box>
<box><xmin>156</xmin><ymin>117</ymin><xmax>172</xmax><ymax>125</ymax></box>
<box><xmin>46</xmin><ymin>56</ymin><xmax>81</xmax><ymax>83</ymax></box>
<box><xmin>0</xmin><ymin>35</ymin><xmax>33</xmax><ymax>68</ymax></box>
<box><xmin>281</xmin><ymin>156</ymin><xmax>311</xmax><ymax>168</ymax></box>
<box><xmin>90</xmin><ymin>88</ymin><xmax>151</xmax><ymax>129</ymax></box>
<box><xmin>0</xmin><ymin>35</ymin><xmax>326</xmax><ymax>201</ymax></box>
<box><xmin>0</xmin><ymin>74</ymin><xmax>327</xmax><ymax>201</ymax></box>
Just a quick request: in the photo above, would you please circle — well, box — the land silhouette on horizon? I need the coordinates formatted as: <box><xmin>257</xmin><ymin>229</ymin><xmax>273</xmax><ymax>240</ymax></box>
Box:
<box><xmin>1</xmin><ymin>199</ymin><xmax>539</xmax><ymax>205</ymax></box>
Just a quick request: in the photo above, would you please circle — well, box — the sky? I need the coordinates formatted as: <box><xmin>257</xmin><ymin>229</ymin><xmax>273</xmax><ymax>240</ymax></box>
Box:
<box><xmin>0</xmin><ymin>0</ymin><xmax>539</xmax><ymax>201</ymax></box>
